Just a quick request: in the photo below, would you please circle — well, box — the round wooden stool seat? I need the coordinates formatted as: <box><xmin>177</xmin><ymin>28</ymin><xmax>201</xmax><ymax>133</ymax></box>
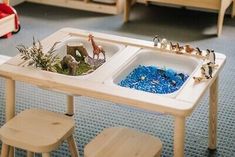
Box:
<box><xmin>84</xmin><ymin>127</ymin><xmax>162</xmax><ymax>157</ymax></box>
<box><xmin>0</xmin><ymin>109</ymin><xmax>79</xmax><ymax>157</ymax></box>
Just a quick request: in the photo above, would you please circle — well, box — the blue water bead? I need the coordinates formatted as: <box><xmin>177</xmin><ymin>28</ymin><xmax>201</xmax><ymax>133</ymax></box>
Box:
<box><xmin>118</xmin><ymin>65</ymin><xmax>189</xmax><ymax>94</ymax></box>
<box><xmin>165</xmin><ymin>69</ymin><xmax>176</xmax><ymax>79</ymax></box>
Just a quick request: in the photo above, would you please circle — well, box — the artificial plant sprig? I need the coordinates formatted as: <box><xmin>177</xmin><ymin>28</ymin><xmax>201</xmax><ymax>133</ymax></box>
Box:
<box><xmin>17</xmin><ymin>37</ymin><xmax>61</xmax><ymax>72</ymax></box>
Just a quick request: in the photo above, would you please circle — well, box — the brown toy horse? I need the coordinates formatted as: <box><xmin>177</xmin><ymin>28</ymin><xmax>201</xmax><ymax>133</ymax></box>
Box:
<box><xmin>88</xmin><ymin>34</ymin><xmax>106</xmax><ymax>60</ymax></box>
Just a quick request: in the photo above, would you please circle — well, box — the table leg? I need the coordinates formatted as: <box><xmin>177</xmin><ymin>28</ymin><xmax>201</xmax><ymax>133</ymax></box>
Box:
<box><xmin>174</xmin><ymin>116</ymin><xmax>185</xmax><ymax>157</ymax></box>
<box><xmin>5</xmin><ymin>79</ymin><xmax>16</xmax><ymax>157</ymax></box>
<box><xmin>208</xmin><ymin>77</ymin><xmax>218</xmax><ymax>150</ymax></box>
<box><xmin>124</xmin><ymin>0</ymin><xmax>132</xmax><ymax>23</ymax></box>
<box><xmin>66</xmin><ymin>95</ymin><xmax>74</xmax><ymax>116</ymax></box>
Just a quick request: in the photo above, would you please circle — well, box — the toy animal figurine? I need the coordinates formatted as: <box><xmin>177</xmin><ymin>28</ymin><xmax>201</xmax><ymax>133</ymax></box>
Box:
<box><xmin>61</xmin><ymin>55</ymin><xmax>80</xmax><ymax>76</ymax></box>
<box><xmin>193</xmin><ymin>64</ymin><xmax>213</xmax><ymax>82</ymax></box>
<box><xmin>174</xmin><ymin>43</ymin><xmax>184</xmax><ymax>54</ymax></box>
<box><xmin>184</xmin><ymin>44</ymin><xmax>194</xmax><ymax>53</ymax></box>
<box><xmin>195</xmin><ymin>47</ymin><xmax>202</xmax><ymax>56</ymax></box>
<box><xmin>206</xmin><ymin>49</ymin><xmax>216</xmax><ymax>64</ymax></box>
<box><xmin>160</xmin><ymin>38</ymin><xmax>168</xmax><ymax>49</ymax></box>
<box><xmin>88</xmin><ymin>34</ymin><xmax>106</xmax><ymax>60</ymax></box>
<box><xmin>170</xmin><ymin>42</ymin><xmax>177</xmax><ymax>50</ymax></box>
<box><xmin>153</xmin><ymin>35</ymin><xmax>160</xmax><ymax>46</ymax></box>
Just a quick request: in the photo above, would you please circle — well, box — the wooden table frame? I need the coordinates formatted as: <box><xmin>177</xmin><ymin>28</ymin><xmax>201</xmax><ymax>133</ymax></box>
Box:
<box><xmin>124</xmin><ymin>0</ymin><xmax>235</xmax><ymax>37</ymax></box>
<box><xmin>0</xmin><ymin>28</ymin><xmax>226</xmax><ymax>157</ymax></box>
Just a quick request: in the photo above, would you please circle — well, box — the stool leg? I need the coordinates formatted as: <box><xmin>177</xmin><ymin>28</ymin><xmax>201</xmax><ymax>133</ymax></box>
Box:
<box><xmin>1</xmin><ymin>143</ymin><xmax>9</xmax><ymax>157</ymax></box>
<box><xmin>67</xmin><ymin>135</ymin><xmax>80</xmax><ymax>157</ymax></box>
<box><xmin>42</xmin><ymin>153</ymin><xmax>50</xmax><ymax>157</ymax></box>
<box><xmin>27</xmin><ymin>151</ymin><xmax>34</xmax><ymax>157</ymax></box>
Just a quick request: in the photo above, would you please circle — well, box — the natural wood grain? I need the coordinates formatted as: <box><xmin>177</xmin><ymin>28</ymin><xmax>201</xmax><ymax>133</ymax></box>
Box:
<box><xmin>0</xmin><ymin>63</ymin><xmax>193</xmax><ymax>117</ymax></box>
<box><xmin>176</xmin><ymin>53</ymin><xmax>226</xmax><ymax>109</ymax></box>
<box><xmin>0</xmin><ymin>28</ymin><xmax>226</xmax><ymax>157</ymax></box>
<box><xmin>26</xmin><ymin>0</ymin><xmax>121</xmax><ymax>15</ymax></box>
<box><xmin>67</xmin><ymin>135</ymin><xmax>80</xmax><ymax>157</ymax></box>
<box><xmin>174</xmin><ymin>116</ymin><xmax>185</xmax><ymax>157</ymax></box>
<box><xmin>232</xmin><ymin>0</ymin><xmax>235</xmax><ymax>17</ymax></box>
<box><xmin>124</xmin><ymin>0</ymin><xmax>232</xmax><ymax>36</ymax></box>
<box><xmin>124</xmin><ymin>0</ymin><xmax>132</xmax><ymax>22</ymax></box>
<box><xmin>5</xmin><ymin>79</ymin><xmax>15</xmax><ymax>122</ymax></box>
<box><xmin>85</xmin><ymin>127</ymin><xmax>162</xmax><ymax>157</ymax></box>
<box><xmin>217</xmin><ymin>0</ymin><xmax>233</xmax><ymax>36</ymax></box>
<box><xmin>8</xmin><ymin>147</ymin><xmax>14</xmax><ymax>157</ymax></box>
<box><xmin>0</xmin><ymin>109</ymin><xmax>75</xmax><ymax>153</ymax></box>
<box><xmin>42</xmin><ymin>153</ymin><xmax>50</xmax><ymax>157</ymax></box>
<box><xmin>145</xmin><ymin>0</ymin><xmax>220</xmax><ymax>9</ymax></box>
<box><xmin>208</xmin><ymin>77</ymin><xmax>218</xmax><ymax>150</ymax></box>
<box><xmin>67</xmin><ymin>95</ymin><xmax>74</xmax><ymax>116</ymax></box>
<box><xmin>1</xmin><ymin>144</ymin><xmax>9</xmax><ymax>157</ymax></box>
<box><xmin>27</xmin><ymin>151</ymin><xmax>34</xmax><ymax>157</ymax></box>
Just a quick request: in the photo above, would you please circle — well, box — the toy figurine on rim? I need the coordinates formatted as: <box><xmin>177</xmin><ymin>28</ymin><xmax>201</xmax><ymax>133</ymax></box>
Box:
<box><xmin>193</xmin><ymin>50</ymin><xmax>218</xmax><ymax>83</ymax></box>
<box><xmin>153</xmin><ymin>35</ymin><xmax>168</xmax><ymax>49</ymax></box>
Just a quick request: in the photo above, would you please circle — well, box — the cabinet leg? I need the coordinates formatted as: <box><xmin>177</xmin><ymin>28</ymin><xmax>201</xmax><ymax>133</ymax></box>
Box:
<box><xmin>232</xmin><ymin>0</ymin><xmax>235</xmax><ymax>18</ymax></box>
<box><xmin>66</xmin><ymin>95</ymin><xmax>74</xmax><ymax>116</ymax></box>
<box><xmin>217</xmin><ymin>0</ymin><xmax>233</xmax><ymax>36</ymax></box>
<box><xmin>174</xmin><ymin>116</ymin><xmax>185</xmax><ymax>157</ymax></box>
<box><xmin>208</xmin><ymin>77</ymin><xmax>218</xmax><ymax>150</ymax></box>
<box><xmin>124</xmin><ymin>0</ymin><xmax>132</xmax><ymax>23</ymax></box>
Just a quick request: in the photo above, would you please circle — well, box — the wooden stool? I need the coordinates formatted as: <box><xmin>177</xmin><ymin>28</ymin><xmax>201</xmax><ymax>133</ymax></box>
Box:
<box><xmin>84</xmin><ymin>127</ymin><xmax>162</xmax><ymax>157</ymax></box>
<box><xmin>0</xmin><ymin>109</ymin><xmax>80</xmax><ymax>157</ymax></box>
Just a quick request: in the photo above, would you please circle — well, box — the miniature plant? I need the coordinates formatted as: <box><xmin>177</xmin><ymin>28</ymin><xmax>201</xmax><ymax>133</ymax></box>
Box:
<box><xmin>17</xmin><ymin>38</ymin><xmax>61</xmax><ymax>72</ymax></box>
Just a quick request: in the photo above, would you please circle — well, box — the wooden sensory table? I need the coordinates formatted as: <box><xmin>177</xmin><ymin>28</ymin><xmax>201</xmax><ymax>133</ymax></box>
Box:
<box><xmin>0</xmin><ymin>28</ymin><xmax>226</xmax><ymax>157</ymax></box>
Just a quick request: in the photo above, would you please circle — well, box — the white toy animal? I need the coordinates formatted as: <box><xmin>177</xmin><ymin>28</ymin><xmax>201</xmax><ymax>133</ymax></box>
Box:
<box><xmin>160</xmin><ymin>38</ymin><xmax>168</xmax><ymax>49</ymax></box>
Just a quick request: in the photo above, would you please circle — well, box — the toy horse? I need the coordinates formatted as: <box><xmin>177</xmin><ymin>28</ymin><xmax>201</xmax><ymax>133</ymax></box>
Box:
<box><xmin>170</xmin><ymin>42</ymin><xmax>177</xmax><ymax>50</ymax></box>
<box><xmin>88</xmin><ymin>34</ymin><xmax>106</xmax><ymax>60</ymax></box>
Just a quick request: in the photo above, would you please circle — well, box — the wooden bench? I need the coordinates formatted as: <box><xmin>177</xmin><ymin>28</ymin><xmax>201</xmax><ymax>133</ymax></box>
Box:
<box><xmin>0</xmin><ymin>109</ymin><xmax>79</xmax><ymax>157</ymax></box>
<box><xmin>85</xmin><ymin>127</ymin><xmax>162</xmax><ymax>157</ymax></box>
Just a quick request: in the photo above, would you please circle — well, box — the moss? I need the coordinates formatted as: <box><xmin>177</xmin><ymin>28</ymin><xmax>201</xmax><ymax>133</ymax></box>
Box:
<box><xmin>56</xmin><ymin>61</ymin><xmax>92</xmax><ymax>76</ymax></box>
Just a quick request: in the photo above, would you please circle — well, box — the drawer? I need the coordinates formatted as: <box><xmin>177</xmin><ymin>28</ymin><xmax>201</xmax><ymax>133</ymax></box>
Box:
<box><xmin>146</xmin><ymin>0</ymin><xmax>221</xmax><ymax>10</ymax></box>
